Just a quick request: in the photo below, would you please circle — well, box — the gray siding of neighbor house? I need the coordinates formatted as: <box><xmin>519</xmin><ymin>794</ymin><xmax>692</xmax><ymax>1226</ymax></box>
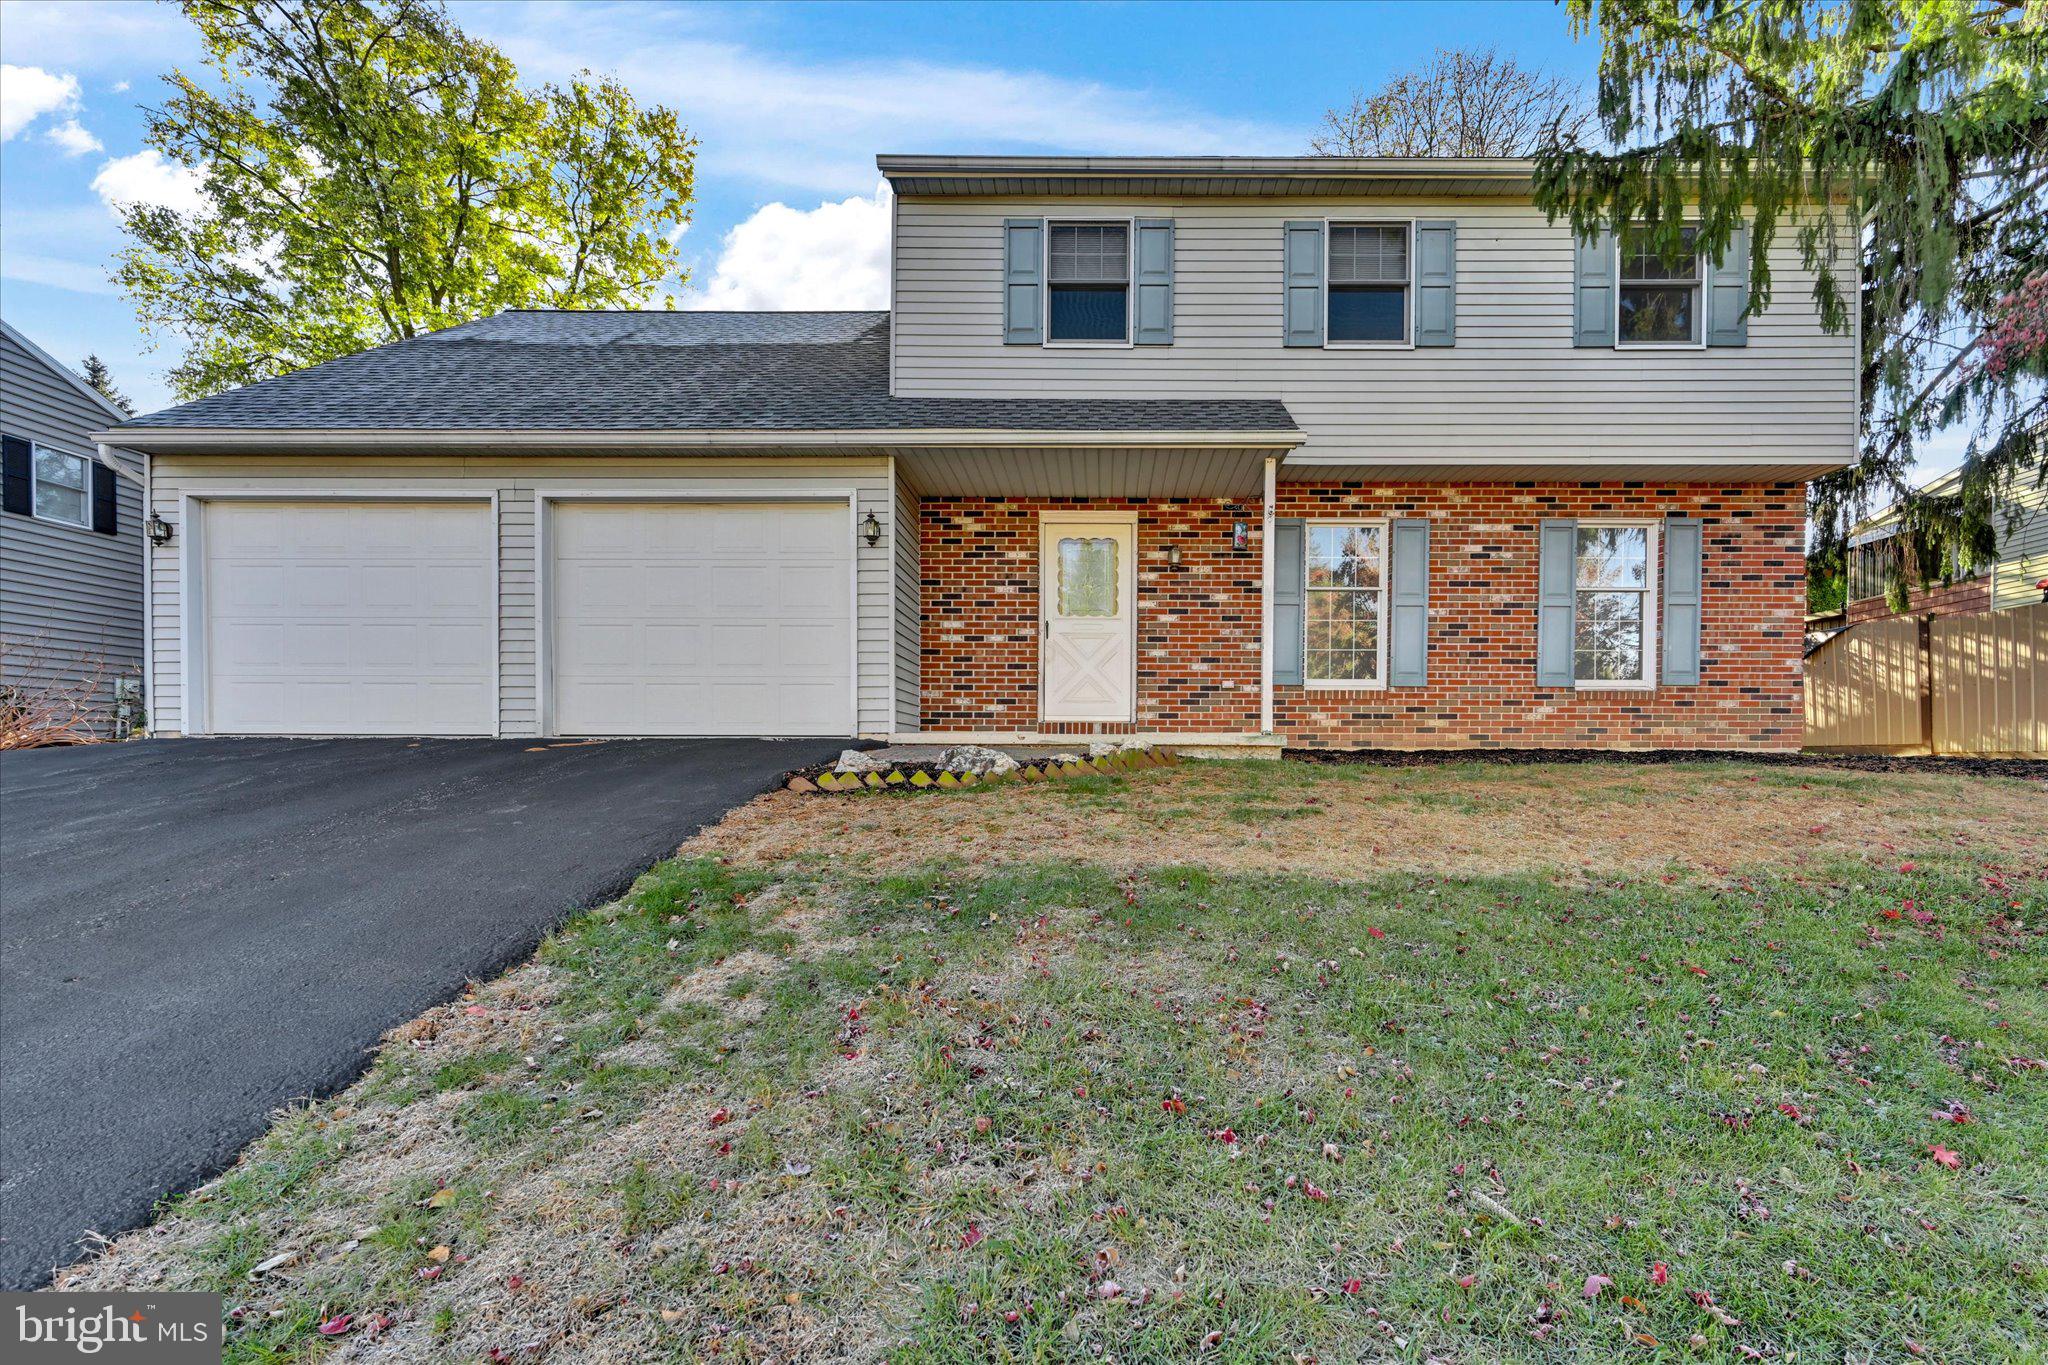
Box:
<box><xmin>1990</xmin><ymin>478</ymin><xmax>2048</xmax><ymax>611</ymax></box>
<box><xmin>0</xmin><ymin>329</ymin><xmax>145</xmax><ymax>730</ymax></box>
<box><xmin>890</xmin><ymin>198</ymin><xmax>1859</xmax><ymax>468</ymax></box>
<box><xmin>144</xmin><ymin>454</ymin><xmax>899</xmax><ymax>738</ymax></box>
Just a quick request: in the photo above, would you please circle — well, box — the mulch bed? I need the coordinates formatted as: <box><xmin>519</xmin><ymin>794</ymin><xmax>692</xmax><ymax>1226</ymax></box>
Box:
<box><xmin>1284</xmin><ymin>747</ymin><xmax>2048</xmax><ymax>781</ymax></box>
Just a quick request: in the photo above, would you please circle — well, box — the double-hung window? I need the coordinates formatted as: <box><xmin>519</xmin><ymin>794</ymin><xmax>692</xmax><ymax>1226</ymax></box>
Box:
<box><xmin>1328</xmin><ymin>223</ymin><xmax>1409</xmax><ymax>343</ymax></box>
<box><xmin>1305</xmin><ymin>522</ymin><xmax>1386</xmax><ymax>684</ymax></box>
<box><xmin>1047</xmin><ymin>222</ymin><xmax>1130</xmax><ymax>343</ymax></box>
<box><xmin>1618</xmin><ymin>227</ymin><xmax>1702</xmax><ymax>346</ymax></box>
<box><xmin>1573</xmin><ymin>523</ymin><xmax>1658</xmax><ymax>685</ymax></box>
<box><xmin>32</xmin><ymin>443</ymin><xmax>92</xmax><ymax>528</ymax></box>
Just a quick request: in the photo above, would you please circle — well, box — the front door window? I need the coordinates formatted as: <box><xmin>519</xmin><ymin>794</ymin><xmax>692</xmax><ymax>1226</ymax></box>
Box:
<box><xmin>1057</xmin><ymin>537</ymin><xmax>1119</xmax><ymax>616</ymax></box>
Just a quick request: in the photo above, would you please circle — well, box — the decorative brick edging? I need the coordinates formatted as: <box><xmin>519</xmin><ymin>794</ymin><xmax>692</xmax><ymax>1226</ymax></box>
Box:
<box><xmin>788</xmin><ymin>746</ymin><xmax>1178</xmax><ymax>794</ymax></box>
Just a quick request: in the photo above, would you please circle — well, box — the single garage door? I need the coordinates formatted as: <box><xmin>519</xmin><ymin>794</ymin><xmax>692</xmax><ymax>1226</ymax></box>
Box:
<box><xmin>548</xmin><ymin>500</ymin><xmax>853</xmax><ymax>736</ymax></box>
<box><xmin>201</xmin><ymin>499</ymin><xmax>495</xmax><ymax>735</ymax></box>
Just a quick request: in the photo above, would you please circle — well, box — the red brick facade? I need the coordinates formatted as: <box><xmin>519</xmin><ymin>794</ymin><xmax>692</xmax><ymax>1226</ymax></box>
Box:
<box><xmin>919</xmin><ymin>482</ymin><xmax>1807</xmax><ymax>750</ymax></box>
<box><xmin>1843</xmin><ymin>578</ymin><xmax>1991</xmax><ymax>625</ymax></box>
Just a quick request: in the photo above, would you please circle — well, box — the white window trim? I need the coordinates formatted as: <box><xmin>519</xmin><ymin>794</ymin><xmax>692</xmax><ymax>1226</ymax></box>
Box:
<box><xmin>1572</xmin><ymin>518</ymin><xmax>1659</xmax><ymax>690</ymax></box>
<box><xmin>30</xmin><ymin>441</ymin><xmax>93</xmax><ymax>529</ymax></box>
<box><xmin>1043</xmin><ymin>216</ymin><xmax>1135</xmax><ymax>349</ymax></box>
<box><xmin>1613</xmin><ymin>228</ymin><xmax>1706</xmax><ymax>350</ymax></box>
<box><xmin>1303</xmin><ymin>517</ymin><xmax>1390</xmax><ymax>690</ymax></box>
<box><xmin>1324</xmin><ymin>216</ymin><xmax>1415</xmax><ymax>350</ymax></box>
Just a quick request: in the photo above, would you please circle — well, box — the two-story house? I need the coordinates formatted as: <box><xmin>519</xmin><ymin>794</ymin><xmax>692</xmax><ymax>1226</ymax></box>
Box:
<box><xmin>93</xmin><ymin>156</ymin><xmax>1850</xmax><ymax>750</ymax></box>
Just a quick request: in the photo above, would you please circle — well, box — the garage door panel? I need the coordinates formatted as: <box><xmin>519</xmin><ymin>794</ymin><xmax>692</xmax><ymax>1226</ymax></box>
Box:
<box><xmin>204</xmin><ymin>500</ymin><xmax>495</xmax><ymax>736</ymax></box>
<box><xmin>549</xmin><ymin>501</ymin><xmax>852</xmax><ymax>736</ymax></box>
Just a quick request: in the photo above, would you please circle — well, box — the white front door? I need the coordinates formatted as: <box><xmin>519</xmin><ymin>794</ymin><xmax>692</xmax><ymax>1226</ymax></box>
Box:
<box><xmin>1040</xmin><ymin>516</ymin><xmax>1136</xmax><ymax>723</ymax></box>
<box><xmin>547</xmin><ymin>500</ymin><xmax>853</xmax><ymax>736</ymax></box>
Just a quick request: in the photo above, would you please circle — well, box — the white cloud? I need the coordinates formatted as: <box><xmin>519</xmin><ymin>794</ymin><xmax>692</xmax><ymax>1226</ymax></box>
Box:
<box><xmin>1</xmin><ymin>62</ymin><xmax>78</xmax><ymax>140</ymax></box>
<box><xmin>472</xmin><ymin>3</ymin><xmax>1295</xmax><ymax>198</ymax></box>
<box><xmin>45</xmin><ymin>116</ymin><xmax>100</xmax><ymax>156</ymax></box>
<box><xmin>91</xmin><ymin>148</ymin><xmax>206</xmax><ymax>217</ymax></box>
<box><xmin>689</xmin><ymin>182</ymin><xmax>891</xmax><ymax>311</ymax></box>
<box><xmin>0</xmin><ymin>249</ymin><xmax>119</xmax><ymax>294</ymax></box>
<box><xmin>111</xmin><ymin>80</ymin><xmax>130</xmax><ymax>93</ymax></box>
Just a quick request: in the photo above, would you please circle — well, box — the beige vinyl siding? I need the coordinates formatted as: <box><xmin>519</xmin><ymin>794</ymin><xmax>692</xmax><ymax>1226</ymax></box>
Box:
<box><xmin>892</xmin><ymin>461</ymin><xmax>921</xmax><ymax>730</ymax></box>
<box><xmin>1990</xmin><ymin>477</ymin><xmax>2047</xmax><ymax>612</ymax></box>
<box><xmin>146</xmin><ymin>454</ymin><xmax>894</xmax><ymax>738</ymax></box>
<box><xmin>0</xmin><ymin>329</ymin><xmax>145</xmax><ymax>731</ymax></box>
<box><xmin>891</xmin><ymin>198</ymin><xmax>1858</xmax><ymax>465</ymax></box>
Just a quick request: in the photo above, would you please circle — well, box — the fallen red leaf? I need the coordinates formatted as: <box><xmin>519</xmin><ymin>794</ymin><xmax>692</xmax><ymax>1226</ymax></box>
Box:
<box><xmin>1582</xmin><ymin>1274</ymin><xmax>1612</xmax><ymax>1299</ymax></box>
<box><xmin>1928</xmin><ymin>1143</ymin><xmax>1962</xmax><ymax>1169</ymax></box>
<box><xmin>316</xmin><ymin>1315</ymin><xmax>352</xmax><ymax>1337</ymax></box>
<box><xmin>1649</xmin><ymin>1261</ymin><xmax>1669</xmax><ymax>1286</ymax></box>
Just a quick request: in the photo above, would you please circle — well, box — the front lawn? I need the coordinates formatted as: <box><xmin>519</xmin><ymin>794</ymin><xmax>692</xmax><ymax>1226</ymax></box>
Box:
<box><xmin>63</xmin><ymin>760</ymin><xmax>2047</xmax><ymax>1362</ymax></box>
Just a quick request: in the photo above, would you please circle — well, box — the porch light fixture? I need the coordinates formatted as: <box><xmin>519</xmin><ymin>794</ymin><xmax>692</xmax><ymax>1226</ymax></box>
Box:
<box><xmin>1231</xmin><ymin>521</ymin><xmax>1249</xmax><ymax>552</ymax></box>
<box><xmin>860</xmin><ymin>510</ymin><xmax>882</xmax><ymax>547</ymax></box>
<box><xmin>1166</xmin><ymin>543</ymin><xmax>1183</xmax><ymax>567</ymax></box>
<box><xmin>146</xmin><ymin>512</ymin><xmax>174</xmax><ymax>546</ymax></box>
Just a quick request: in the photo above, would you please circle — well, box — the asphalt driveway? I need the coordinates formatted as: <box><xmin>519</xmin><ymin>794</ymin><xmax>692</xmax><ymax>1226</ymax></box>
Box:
<box><xmin>0</xmin><ymin>735</ymin><xmax>846</xmax><ymax>1290</ymax></box>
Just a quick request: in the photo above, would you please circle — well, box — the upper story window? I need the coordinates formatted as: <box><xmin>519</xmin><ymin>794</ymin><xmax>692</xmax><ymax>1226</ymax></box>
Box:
<box><xmin>1618</xmin><ymin>227</ymin><xmax>1702</xmax><ymax>346</ymax></box>
<box><xmin>33</xmin><ymin>443</ymin><xmax>92</xmax><ymax>528</ymax></box>
<box><xmin>1328</xmin><ymin>223</ymin><xmax>1409</xmax><ymax>344</ymax></box>
<box><xmin>1047</xmin><ymin>222</ymin><xmax>1129</xmax><ymax>343</ymax></box>
<box><xmin>1573</xmin><ymin>523</ymin><xmax>1658</xmax><ymax>685</ymax></box>
<box><xmin>1305</xmin><ymin>521</ymin><xmax>1387</xmax><ymax>684</ymax></box>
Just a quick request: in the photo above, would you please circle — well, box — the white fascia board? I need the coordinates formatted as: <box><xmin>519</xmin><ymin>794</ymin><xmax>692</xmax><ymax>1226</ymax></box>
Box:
<box><xmin>90</xmin><ymin>427</ymin><xmax>1308</xmax><ymax>454</ymax></box>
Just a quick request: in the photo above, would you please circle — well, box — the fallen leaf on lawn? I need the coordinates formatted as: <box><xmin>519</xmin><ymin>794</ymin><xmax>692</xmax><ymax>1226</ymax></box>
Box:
<box><xmin>959</xmin><ymin>1223</ymin><xmax>986</xmax><ymax>1250</ymax></box>
<box><xmin>426</xmin><ymin>1188</ymin><xmax>455</xmax><ymax>1208</ymax></box>
<box><xmin>1927</xmin><ymin>1143</ymin><xmax>1963</xmax><ymax>1169</ymax></box>
<box><xmin>316</xmin><ymin>1315</ymin><xmax>352</xmax><ymax>1337</ymax></box>
<box><xmin>1582</xmin><ymin>1274</ymin><xmax>1612</xmax><ymax>1299</ymax></box>
<box><xmin>426</xmin><ymin>1245</ymin><xmax>451</xmax><ymax>1262</ymax></box>
<box><xmin>1649</xmin><ymin>1261</ymin><xmax>1669</xmax><ymax>1286</ymax></box>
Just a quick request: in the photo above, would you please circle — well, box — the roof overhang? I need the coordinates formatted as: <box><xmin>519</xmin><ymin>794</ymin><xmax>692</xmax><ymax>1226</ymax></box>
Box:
<box><xmin>1280</xmin><ymin>452</ymin><xmax>1850</xmax><ymax>484</ymax></box>
<box><xmin>92</xmin><ymin>426</ymin><xmax>1308</xmax><ymax>457</ymax></box>
<box><xmin>878</xmin><ymin>154</ymin><xmax>1539</xmax><ymax>200</ymax></box>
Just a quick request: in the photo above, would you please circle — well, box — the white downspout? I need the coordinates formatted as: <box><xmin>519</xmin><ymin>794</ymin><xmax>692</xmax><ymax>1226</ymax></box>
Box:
<box><xmin>1260</xmin><ymin>453</ymin><xmax>1276</xmax><ymax>736</ymax></box>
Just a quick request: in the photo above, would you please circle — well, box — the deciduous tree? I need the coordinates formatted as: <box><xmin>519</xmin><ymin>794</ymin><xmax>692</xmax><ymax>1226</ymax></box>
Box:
<box><xmin>113</xmin><ymin>0</ymin><xmax>697</xmax><ymax>399</ymax></box>
<box><xmin>1311</xmin><ymin>48</ymin><xmax>1591</xmax><ymax>156</ymax></box>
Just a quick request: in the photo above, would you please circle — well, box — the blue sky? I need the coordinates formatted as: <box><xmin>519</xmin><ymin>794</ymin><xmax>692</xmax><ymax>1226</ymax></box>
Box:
<box><xmin>1</xmin><ymin>0</ymin><xmax>1596</xmax><ymax>415</ymax></box>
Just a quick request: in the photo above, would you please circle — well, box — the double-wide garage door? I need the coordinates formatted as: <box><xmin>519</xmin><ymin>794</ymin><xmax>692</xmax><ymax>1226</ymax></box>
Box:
<box><xmin>198</xmin><ymin>497</ymin><xmax>853</xmax><ymax>737</ymax></box>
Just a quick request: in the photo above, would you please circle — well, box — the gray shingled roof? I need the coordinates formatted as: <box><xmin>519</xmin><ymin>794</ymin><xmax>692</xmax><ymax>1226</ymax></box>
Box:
<box><xmin>115</xmin><ymin>311</ymin><xmax>1298</xmax><ymax>435</ymax></box>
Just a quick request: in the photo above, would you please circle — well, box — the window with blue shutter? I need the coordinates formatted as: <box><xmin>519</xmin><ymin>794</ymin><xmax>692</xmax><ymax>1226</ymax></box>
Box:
<box><xmin>1413</xmin><ymin>221</ymin><xmax>1456</xmax><ymax>347</ymax></box>
<box><xmin>1133</xmin><ymin>219</ymin><xmax>1174</xmax><ymax>345</ymax></box>
<box><xmin>1705</xmin><ymin>226</ymin><xmax>1750</xmax><ymax>347</ymax></box>
<box><xmin>1273</xmin><ymin>518</ymin><xmax>1306</xmax><ymax>684</ymax></box>
<box><xmin>1388</xmin><ymin>518</ymin><xmax>1430</xmax><ymax>684</ymax></box>
<box><xmin>1537</xmin><ymin>519</ymin><xmax>1578</xmax><ymax>684</ymax></box>
<box><xmin>1572</xmin><ymin>230</ymin><xmax>1616</xmax><ymax>347</ymax></box>
<box><xmin>1002</xmin><ymin>218</ymin><xmax>1044</xmax><ymax>345</ymax></box>
<box><xmin>1281</xmin><ymin>222</ymin><xmax>1324</xmax><ymax>347</ymax></box>
<box><xmin>1662</xmin><ymin>517</ymin><xmax>1704</xmax><ymax>684</ymax></box>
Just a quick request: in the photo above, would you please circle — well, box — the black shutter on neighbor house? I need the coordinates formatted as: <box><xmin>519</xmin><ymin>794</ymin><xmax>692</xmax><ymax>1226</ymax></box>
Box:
<box><xmin>91</xmin><ymin>460</ymin><xmax>119</xmax><ymax>535</ymax></box>
<box><xmin>1</xmin><ymin>434</ymin><xmax>30</xmax><ymax>516</ymax></box>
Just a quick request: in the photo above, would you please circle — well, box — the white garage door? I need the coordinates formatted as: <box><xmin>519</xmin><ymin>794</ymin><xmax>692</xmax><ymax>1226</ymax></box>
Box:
<box><xmin>202</xmin><ymin>500</ymin><xmax>495</xmax><ymax>735</ymax></box>
<box><xmin>548</xmin><ymin>500</ymin><xmax>853</xmax><ymax>736</ymax></box>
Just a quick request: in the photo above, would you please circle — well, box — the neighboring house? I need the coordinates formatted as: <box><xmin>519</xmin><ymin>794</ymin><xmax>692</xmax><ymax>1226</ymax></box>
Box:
<box><xmin>93</xmin><ymin>155</ymin><xmax>1852</xmax><ymax>750</ymax></box>
<box><xmin>1</xmin><ymin>319</ymin><xmax>146</xmax><ymax>735</ymax></box>
<box><xmin>1841</xmin><ymin>462</ymin><xmax>2048</xmax><ymax>624</ymax></box>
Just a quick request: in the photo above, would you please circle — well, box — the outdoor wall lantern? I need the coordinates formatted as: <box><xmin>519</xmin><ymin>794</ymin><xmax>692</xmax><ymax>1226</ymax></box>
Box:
<box><xmin>1231</xmin><ymin>521</ymin><xmax>1249</xmax><ymax>552</ymax></box>
<box><xmin>1167</xmin><ymin>543</ymin><xmax>1183</xmax><ymax>567</ymax></box>
<box><xmin>146</xmin><ymin>512</ymin><xmax>174</xmax><ymax>546</ymax></box>
<box><xmin>860</xmin><ymin>510</ymin><xmax>883</xmax><ymax>547</ymax></box>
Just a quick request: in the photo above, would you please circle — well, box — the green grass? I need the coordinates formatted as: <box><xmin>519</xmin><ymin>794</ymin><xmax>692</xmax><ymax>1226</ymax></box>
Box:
<box><xmin>107</xmin><ymin>800</ymin><xmax>2048</xmax><ymax>1363</ymax></box>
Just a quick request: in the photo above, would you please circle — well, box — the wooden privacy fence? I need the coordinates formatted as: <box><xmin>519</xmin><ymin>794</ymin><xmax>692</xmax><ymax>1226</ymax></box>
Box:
<box><xmin>1805</xmin><ymin>601</ymin><xmax>2047</xmax><ymax>755</ymax></box>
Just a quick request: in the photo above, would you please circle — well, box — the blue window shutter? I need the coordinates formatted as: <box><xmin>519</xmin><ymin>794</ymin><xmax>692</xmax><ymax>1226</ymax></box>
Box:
<box><xmin>1662</xmin><ymin>517</ymin><xmax>1704</xmax><ymax>684</ymax></box>
<box><xmin>1706</xmin><ymin>225</ymin><xmax>1750</xmax><ymax>347</ymax></box>
<box><xmin>1413</xmin><ymin>220</ymin><xmax>1456</xmax><ymax>347</ymax></box>
<box><xmin>1389</xmin><ymin>517</ymin><xmax>1430</xmax><ymax>685</ymax></box>
<box><xmin>1537</xmin><ymin>519</ymin><xmax>1578</xmax><ymax>686</ymax></box>
<box><xmin>1573</xmin><ymin>229</ymin><xmax>1616</xmax><ymax>347</ymax></box>
<box><xmin>1282</xmin><ymin>221</ymin><xmax>1324</xmax><ymax>347</ymax></box>
<box><xmin>1133</xmin><ymin>218</ymin><xmax>1175</xmax><ymax>345</ymax></box>
<box><xmin>1003</xmin><ymin>218</ymin><xmax>1044</xmax><ymax>345</ymax></box>
<box><xmin>1273</xmin><ymin>518</ymin><xmax>1305</xmax><ymax>685</ymax></box>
